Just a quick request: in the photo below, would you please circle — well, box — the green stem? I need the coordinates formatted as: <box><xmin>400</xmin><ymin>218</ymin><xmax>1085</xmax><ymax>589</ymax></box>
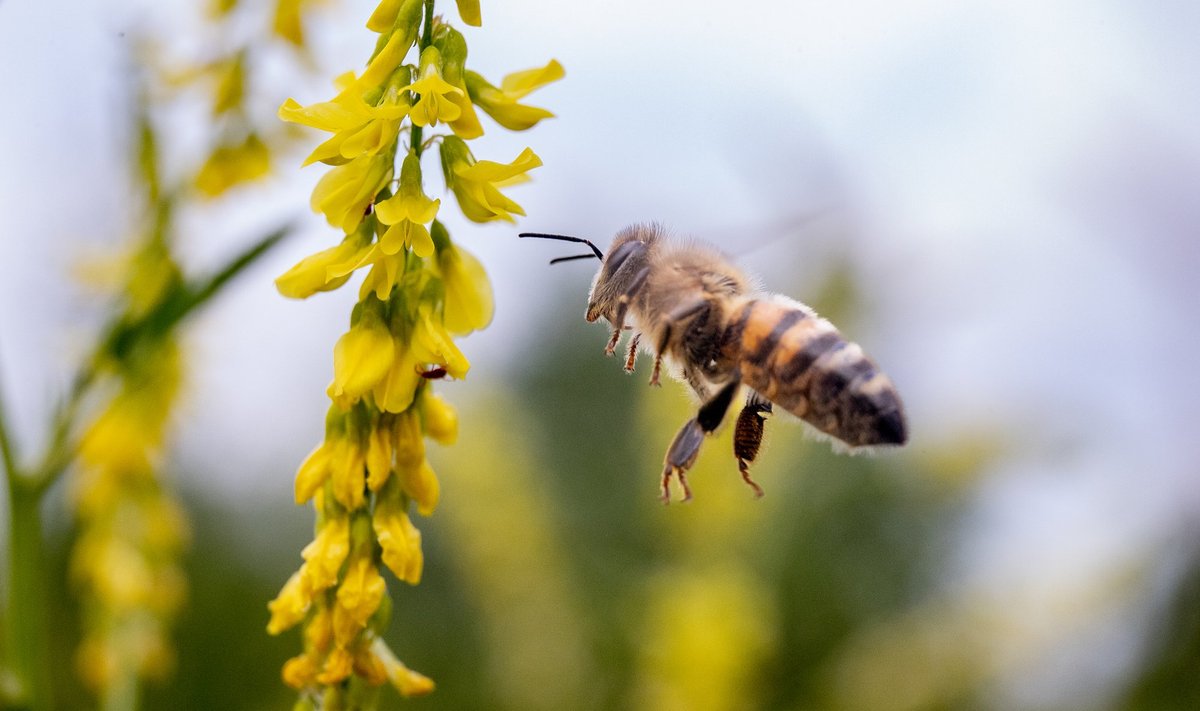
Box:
<box><xmin>410</xmin><ymin>0</ymin><xmax>436</xmax><ymax>160</ymax></box>
<box><xmin>0</xmin><ymin>368</ymin><xmax>17</xmax><ymax>482</ymax></box>
<box><xmin>5</xmin><ymin>479</ymin><xmax>54</xmax><ymax>711</ymax></box>
<box><xmin>27</xmin><ymin>364</ymin><xmax>97</xmax><ymax>496</ymax></box>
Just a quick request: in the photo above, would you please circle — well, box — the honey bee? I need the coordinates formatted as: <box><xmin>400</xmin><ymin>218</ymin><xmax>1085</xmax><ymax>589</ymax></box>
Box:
<box><xmin>521</xmin><ymin>224</ymin><xmax>907</xmax><ymax>502</ymax></box>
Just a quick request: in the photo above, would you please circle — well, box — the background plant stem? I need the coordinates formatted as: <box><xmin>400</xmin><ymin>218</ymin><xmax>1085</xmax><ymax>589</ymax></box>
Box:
<box><xmin>5</xmin><ymin>478</ymin><xmax>54</xmax><ymax>711</ymax></box>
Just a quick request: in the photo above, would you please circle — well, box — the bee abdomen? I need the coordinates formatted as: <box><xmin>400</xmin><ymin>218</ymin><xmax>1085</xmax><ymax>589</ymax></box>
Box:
<box><xmin>735</xmin><ymin>299</ymin><xmax>906</xmax><ymax>448</ymax></box>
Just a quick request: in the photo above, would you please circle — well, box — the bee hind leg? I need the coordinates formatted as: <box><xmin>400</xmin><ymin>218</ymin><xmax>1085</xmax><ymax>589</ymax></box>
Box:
<box><xmin>733</xmin><ymin>394</ymin><xmax>772</xmax><ymax>498</ymax></box>
<box><xmin>660</xmin><ymin>379</ymin><xmax>739</xmax><ymax>503</ymax></box>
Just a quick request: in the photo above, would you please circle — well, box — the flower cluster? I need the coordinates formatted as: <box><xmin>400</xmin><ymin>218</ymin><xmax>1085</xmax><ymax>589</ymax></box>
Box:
<box><xmin>267</xmin><ymin>0</ymin><xmax>560</xmax><ymax>703</ymax></box>
<box><xmin>188</xmin><ymin>0</ymin><xmax>325</xmax><ymax>198</ymax></box>
<box><xmin>65</xmin><ymin>3</ymin><xmax>323</xmax><ymax>702</ymax></box>
<box><xmin>72</xmin><ymin>336</ymin><xmax>189</xmax><ymax>696</ymax></box>
<box><xmin>71</xmin><ymin>215</ymin><xmax>191</xmax><ymax>699</ymax></box>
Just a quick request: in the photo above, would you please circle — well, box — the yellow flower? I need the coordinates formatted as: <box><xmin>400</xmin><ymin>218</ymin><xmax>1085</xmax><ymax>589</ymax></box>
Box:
<box><xmin>373</xmin><ymin>488</ymin><xmax>423</xmax><ymax>584</ymax></box>
<box><xmin>403</xmin><ymin>460</ymin><xmax>440</xmax><ymax>516</ymax></box>
<box><xmin>440</xmin><ymin>136</ymin><xmax>541</xmax><ymax>223</ymax></box>
<box><xmin>294</xmin><ymin>440</ymin><xmax>332</xmax><ymax>504</ymax></box>
<box><xmin>330</xmin><ymin>307</ymin><xmax>395</xmax><ymax>400</ymax></box>
<box><xmin>352</xmin><ymin>2</ymin><xmax>425</xmax><ymax>94</ymax></box>
<box><xmin>333</xmin><ymin>555</ymin><xmax>387</xmax><ymax>645</ymax></box>
<box><xmin>454</xmin><ymin>0</ymin><xmax>481</xmax><ymax>27</ymax></box>
<box><xmin>363</xmin><ymin>0</ymin><xmax>425</xmax><ymax>62</ymax></box>
<box><xmin>275</xmin><ymin>226</ymin><xmax>373</xmax><ymax>299</ymax></box>
<box><xmin>328</xmin><ymin>433</ymin><xmax>367</xmax><ymax>509</ymax></box>
<box><xmin>392</xmin><ymin>410</ymin><xmax>424</xmax><ymax>470</ymax></box>
<box><xmin>317</xmin><ymin>647</ymin><xmax>354</xmax><ymax>685</ymax></box>
<box><xmin>372</xmin><ymin>638</ymin><xmax>436</xmax><ymax>696</ymax></box>
<box><xmin>372</xmin><ymin>343</ymin><xmax>422</xmax><ymax>413</ymax></box>
<box><xmin>365</xmin><ymin>422</ymin><xmax>393</xmax><ymax>492</ymax></box>
<box><xmin>420</xmin><ymin>392</ymin><xmax>458</xmax><ymax>445</ymax></box>
<box><xmin>436</xmin><ymin>238</ymin><xmax>493</xmax><ymax>334</ymax></box>
<box><xmin>305</xmin><ymin>603</ymin><xmax>335</xmax><ymax>654</ymax></box>
<box><xmin>281</xmin><ymin>653</ymin><xmax>319</xmax><ymax>689</ymax></box>
<box><xmin>300</xmin><ymin>514</ymin><xmax>351</xmax><ymax>592</ymax></box>
<box><xmin>268</xmin><ymin>570</ymin><xmax>312</xmax><ymax>635</ymax></box>
<box><xmin>466</xmin><ymin>60</ymin><xmax>564</xmax><ymax>131</ymax></box>
<box><xmin>412</xmin><ymin>303</ymin><xmax>470</xmax><ymax>378</ymax></box>
<box><xmin>432</xmin><ymin>25</ymin><xmax>484</xmax><ymax>139</ymax></box>
<box><xmin>297</xmin><ymin>69</ymin><xmax>413</xmax><ymax>166</ymax></box>
<box><xmin>375</xmin><ymin>152</ymin><xmax>439</xmax><ymax>257</ymax></box>
<box><xmin>279</xmin><ymin>94</ymin><xmax>373</xmax><ymax>134</ymax></box>
<box><xmin>358</xmin><ymin>251</ymin><xmax>405</xmax><ymax>301</ymax></box>
<box><xmin>353</xmin><ymin>644</ymin><xmax>390</xmax><ymax>686</ymax></box>
<box><xmin>390</xmin><ymin>411</ymin><xmax>439</xmax><ymax>514</ymax></box>
<box><xmin>404</xmin><ymin>46</ymin><xmax>463</xmax><ymax>127</ymax></box>
<box><xmin>310</xmin><ymin>152</ymin><xmax>394</xmax><ymax>233</ymax></box>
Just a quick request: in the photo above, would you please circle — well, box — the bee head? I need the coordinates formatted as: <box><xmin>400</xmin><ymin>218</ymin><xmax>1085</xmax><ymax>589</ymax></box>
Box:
<box><xmin>520</xmin><ymin>224</ymin><xmax>657</xmax><ymax>325</ymax></box>
<box><xmin>584</xmin><ymin>224</ymin><xmax>662</xmax><ymax>324</ymax></box>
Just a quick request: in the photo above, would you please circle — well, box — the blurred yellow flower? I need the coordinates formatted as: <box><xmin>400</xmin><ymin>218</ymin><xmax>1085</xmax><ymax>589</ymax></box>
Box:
<box><xmin>194</xmin><ymin>133</ymin><xmax>271</xmax><ymax>197</ymax></box>
<box><xmin>211</xmin><ymin>52</ymin><xmax>245</xmax><ymax>115</ymax></box>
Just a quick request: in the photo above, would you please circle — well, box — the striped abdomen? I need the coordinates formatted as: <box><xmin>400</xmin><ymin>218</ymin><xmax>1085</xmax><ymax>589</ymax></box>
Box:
<box><xmin>731</xmin><ymin>298</ymin><xmax>907</xmax><ymax>448</ymax></box>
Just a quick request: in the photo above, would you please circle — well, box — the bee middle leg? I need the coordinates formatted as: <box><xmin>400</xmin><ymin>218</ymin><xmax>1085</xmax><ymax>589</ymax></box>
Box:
<box><xmin>650</xmin><ymin>299</ymin><xmax>709</xmax><ymax>386</ymax></box>
<box><xmin>733</xmin><ymin>393</ymin><xmax>772</xmax><ymax>498</ymax></box>
<box><xmin>624</xmin><ymin>333</ymin><xmax>641</xmax><ymax>372</ymax></box>
<box><xmin>661</xmin><ymin>378</ymin><xmax>739</xmax><ymax>503</ymax></box>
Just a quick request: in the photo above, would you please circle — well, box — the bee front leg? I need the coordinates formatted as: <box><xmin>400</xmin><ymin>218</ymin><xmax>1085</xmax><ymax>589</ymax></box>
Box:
<box><xmin>605</xmin><ymin>267</ymin><xmax>650</xmax><ymax>357</ymax></box>
<box><xmin>660</xmin><ymin>379</ymin><xmax>739</xmax><ymax>503</ymax></box>
<box><xmin>733</xmin><ymin>394</ymin><xmax>772</xmax><ymax>498</ymax></box>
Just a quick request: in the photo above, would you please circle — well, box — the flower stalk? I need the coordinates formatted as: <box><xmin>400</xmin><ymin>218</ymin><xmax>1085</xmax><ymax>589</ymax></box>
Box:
<box><xmin>270</xmin><ymin>0</ymin><xmax>560</xmax><ymax>704</ymax></box>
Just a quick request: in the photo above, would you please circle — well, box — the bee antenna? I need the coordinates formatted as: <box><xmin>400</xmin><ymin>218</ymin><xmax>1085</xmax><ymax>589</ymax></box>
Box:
<box><xmin>519</xmin><ymin>232</ymin><xmax>605</xmax><ymax>263</ymax></box>
<box><xmin>548</xmin><ymin>253</ymin><xmax>601</xmax><ymax>265</ymax></box>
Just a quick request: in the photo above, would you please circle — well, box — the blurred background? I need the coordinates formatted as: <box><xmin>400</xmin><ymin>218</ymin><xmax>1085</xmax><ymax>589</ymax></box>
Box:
<box><xmin>2</xmin><ymin>0</ymin><xmax>1199</xmax><ymax>708</ymax></box>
